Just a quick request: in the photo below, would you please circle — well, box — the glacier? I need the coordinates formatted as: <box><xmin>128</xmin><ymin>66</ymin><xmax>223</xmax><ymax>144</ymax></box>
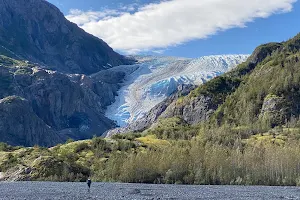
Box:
<box><xmin>105</xmin><ymin>55</ymin><xmax>249</xmax><ymax>127</ymax></box>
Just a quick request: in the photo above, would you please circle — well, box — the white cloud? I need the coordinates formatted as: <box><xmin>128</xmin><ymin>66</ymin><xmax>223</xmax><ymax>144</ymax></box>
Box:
<box><xmin>67</xmin><ymin>9</ymin><xmax>126</xmax><ymax>25</ymax></box>
<box><xmin>119</xmin><ymin>3</ymin><xmax>140</xmax><ymax>12</ymax></box>
<box><xmin>66</xmin><ymin>0</ymin><xmax>297</xmax><ymax>53</ymax></box>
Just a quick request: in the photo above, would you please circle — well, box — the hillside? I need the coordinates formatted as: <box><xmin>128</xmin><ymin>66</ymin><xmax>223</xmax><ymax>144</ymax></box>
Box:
<box><xmin>1</xmin><ymin>121</ymin><xmax>300</xmax><ymax>185</ymax></box>
<box><xmin>2</xmin><ymin>33</ymin><xmax>300</xmax><ymax>185</ymax></box>
<box><xmin>0</xmin><ymin>55</ymin><xmax>121</xmax><ymax>146</ymax></box>
<box><xmin>0</xmin><ymin>0</ymin><xmax>139</xmax><ymax>146</ymax></box>
<box><xmin>0</xmin><ymin>0</ymin><xmax>132</xmax><ymax>74</ymax></box>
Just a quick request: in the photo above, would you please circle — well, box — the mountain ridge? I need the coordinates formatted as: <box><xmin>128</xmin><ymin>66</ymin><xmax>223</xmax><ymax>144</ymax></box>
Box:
<box><xmin>0</xmin><ymin>0</ymin><xmax>135</xmax><ymax>146</ymax></box>
<box><xmin>0</xmin><ymin>0</ymin><xmax>133</xmax><ymax>74</ymax></box>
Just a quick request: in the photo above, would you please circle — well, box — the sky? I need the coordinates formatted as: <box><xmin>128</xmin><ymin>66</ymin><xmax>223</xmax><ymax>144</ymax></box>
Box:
<box><xmin>48</xmin><ymin>0</ymin><xmax>300</xmax><ymax>58</ymax></box>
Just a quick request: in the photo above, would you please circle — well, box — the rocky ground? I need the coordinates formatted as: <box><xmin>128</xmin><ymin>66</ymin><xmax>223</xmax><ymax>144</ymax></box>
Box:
<box><xmin>0</xmin><ymin>182</ymin><xmax>299</xmax><ymax>200</ymax></box>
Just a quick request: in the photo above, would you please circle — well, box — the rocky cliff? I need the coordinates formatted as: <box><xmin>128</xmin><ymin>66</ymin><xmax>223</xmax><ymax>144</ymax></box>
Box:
<box><xmin>0</xmin><ymin>55</ymin><xmax>122</xmax><ymax>146</ymax></box>
<box><xmin>0</xmin><ymin>0</ymin><xmax>133</xmax><ymax>74</ymax></box>
<box><xmin>0</xmin><ymin>0</ymin><xmax>135</xmax><ymax>146</ymax></box>
<box><xmin>0</xmin><ymin>96</ymin><xmax>62</xmax><ymax>147</ymax></box>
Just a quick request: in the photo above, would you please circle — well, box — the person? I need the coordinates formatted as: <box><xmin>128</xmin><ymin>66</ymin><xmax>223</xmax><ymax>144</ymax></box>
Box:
<box><xmin>87</xmin><ymin>178</ymin><xmax>92</xmax><ymax>192</ymax></box>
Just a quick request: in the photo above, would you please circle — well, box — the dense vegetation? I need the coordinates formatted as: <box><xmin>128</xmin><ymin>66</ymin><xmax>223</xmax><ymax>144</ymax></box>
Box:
<box><xmin>2</xmin><ymin>120</ymin><xmax>300</xmax><ymax>186</ymax></box>
<box><xmin>209</xmin><ymin>35</ymin><xmax>300</xmax><ymax>129</ymax></box>
<box><xmin>2</xmin><ymin>33</ymin><xmax>300</xmax><ymax>186</ymax></box>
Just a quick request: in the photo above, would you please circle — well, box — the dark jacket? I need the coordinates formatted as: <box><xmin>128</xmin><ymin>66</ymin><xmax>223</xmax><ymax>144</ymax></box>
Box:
<box><xmin>87</xmin><ymin>179</ymin><xmax>92</xmax><ymax>187</ymax></box>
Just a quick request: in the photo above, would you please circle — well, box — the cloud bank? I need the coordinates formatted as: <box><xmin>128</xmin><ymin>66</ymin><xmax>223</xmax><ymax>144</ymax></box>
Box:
<box><xmin>66</xmin><ymin>0</ymin><xmax>297</xmax><ymax>53</ymax></box>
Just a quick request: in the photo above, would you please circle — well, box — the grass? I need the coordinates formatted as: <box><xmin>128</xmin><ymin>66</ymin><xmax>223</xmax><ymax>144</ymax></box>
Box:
<box><xmin>244</xmin><ymin>131</ymin><xmax>292</xmax><ymax>147</ymax></box>
<box><xmin>0</xmin><ymin>55</ymin><xmax>28</xmax><ymax>68</ymax></box>
<box><xmin>136</xmin><ymin>135</ymin><xmax>171</xmax><ymax>148</ymax></box>
<box><xmin>175</xmin><ymin>96</ymin><xmax>185</xmax><ymax>105</ymax></box>
<box><xmin>14</xmin><ymin>67</ymin><xmax>32</xmax><ymax>75</ymax></box>
<box><xmin>240</xmin><ymin>126</ymin><xmax>300</xmax><ymax>147</ymax></box>
<box><xmin>0</xmin><ymin>55</ymin><xmax>34</xmax><ymax>94</ymax></box>
<box><xmin>264</xmin><ymin>93</ymin><xmax>280</xmax><ymax>100</ymax></box>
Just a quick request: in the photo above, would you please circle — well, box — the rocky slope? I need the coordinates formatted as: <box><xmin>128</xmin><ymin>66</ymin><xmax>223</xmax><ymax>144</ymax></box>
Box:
<box><xmin>0</xmin><ymin>0</ymin><xmax>132</xmax><ymax>74</ymax></box>
<box><xmin>0</xmin><ymin>96</ymin><xmax>61</xmax><ymax>147</ymax></box>
<box><xmin>0</xmin><ymin>55</ymin><xmax>121</xmax><ymax>146</ymax></box>
<box><xmin>0</xmin><ymin>0</ymin><xmax>136</xmax><ymax>146</ymax></box>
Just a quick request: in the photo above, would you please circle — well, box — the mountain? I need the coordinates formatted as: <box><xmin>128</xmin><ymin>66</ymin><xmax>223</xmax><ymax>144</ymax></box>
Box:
<box><xmin>0</xmin><ymin>0</ymin><xmax>133</xmax><ymax>74</ymax></box>
<box><xmin>108</xmin><ymin>33</ymin><xmax>300</xmax><ymax>137</ymax></box>
<box><xmin>0</xmin><ymin>53</ymin><xmax>247</xmax><ymax>146</ymax></box>
<box><xmin>105</xmin><ymin>55</ymin><xmax>249</xmax><ymax>127</ymax></box>
<box><xmin>2</xmin><ymin>32</ymin><xmax>300</xmax><ymax>186</ymax></box>
<box><xmin>209</xmin><ymin>35</ymin><xmax>300</xmax><ymax>128</ymax></box>
<box><xmin>0</xmin><ymin>0</ymin><xmax>137</xmax><ymax>146</ymax></box>
<box><xmin>0</xmin><ymin>0</ymin><xmax>249</xmax><ymax>146</ymax></box>
<box><xmin>0</xmin><ymin>55</ymin><xmax>122</xmax><ymax>146</ymax></box>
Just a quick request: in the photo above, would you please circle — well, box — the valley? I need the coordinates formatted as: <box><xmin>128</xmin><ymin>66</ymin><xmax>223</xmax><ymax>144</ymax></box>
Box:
<box><xmin>1</xmin><ymin>0</ymin><xmax>300</xmax><ymax>189</ymax></box>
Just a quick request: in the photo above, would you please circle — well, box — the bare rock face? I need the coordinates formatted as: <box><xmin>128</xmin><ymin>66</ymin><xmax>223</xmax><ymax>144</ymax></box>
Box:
<box><xmin>23</xmin><ymin>69</ymin><xmax>116</xmax><ymax>140</ymax></box>
<box><xmin>0</xmin><ymin>172</ymin><xmax>4</xmax><ymax>180</ymax></box>
<box><xmin>260</xmin><ymin>95</ymin><xmax>289</xmax><ymax>127</ymax></box>
<box><xmin>160</xmin><ymin>95</ymin><xmax>216</xmax><ymax>125</ymax></box>
<box><xmin>0</xmin><ymin>96</ymin><xmax>62</xmax><ymax>147</ymax></box>
<box><xmin>0</xmin><ymin>0</ymin><xmax>133</xmax><ymax>74</ymax></box>
<box><xmin>0</xmin><ymin>57</ymin><xmax>120</xmax><ymax>146</ymax></box>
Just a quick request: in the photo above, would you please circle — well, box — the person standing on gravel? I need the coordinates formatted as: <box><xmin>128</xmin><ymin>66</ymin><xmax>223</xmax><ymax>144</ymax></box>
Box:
<box><xmin>87</xmin><ymin>178</ymin><xmax>92</xmax><ymax>192</ymax></box>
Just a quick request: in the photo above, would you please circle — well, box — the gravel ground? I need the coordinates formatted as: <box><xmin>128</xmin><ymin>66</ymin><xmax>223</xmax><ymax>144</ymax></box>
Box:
<box><xmin>0</xmin><ymin>182</ymin><xmax>300</xmax><ymax>200</ymax></box>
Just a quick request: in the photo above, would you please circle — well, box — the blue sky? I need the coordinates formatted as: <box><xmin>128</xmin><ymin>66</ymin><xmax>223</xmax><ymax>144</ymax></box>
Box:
<box><xmin>48</xmin><ymin>0</ymin><xmax>300</xmax><ymax>58</ymax></box>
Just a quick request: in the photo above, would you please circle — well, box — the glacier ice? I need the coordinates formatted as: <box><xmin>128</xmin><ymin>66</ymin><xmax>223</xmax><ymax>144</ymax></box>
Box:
<box><xmin>105</xmin><ymin>54</ymin><xmax>249</xmax><ymax>127</ymax></box>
